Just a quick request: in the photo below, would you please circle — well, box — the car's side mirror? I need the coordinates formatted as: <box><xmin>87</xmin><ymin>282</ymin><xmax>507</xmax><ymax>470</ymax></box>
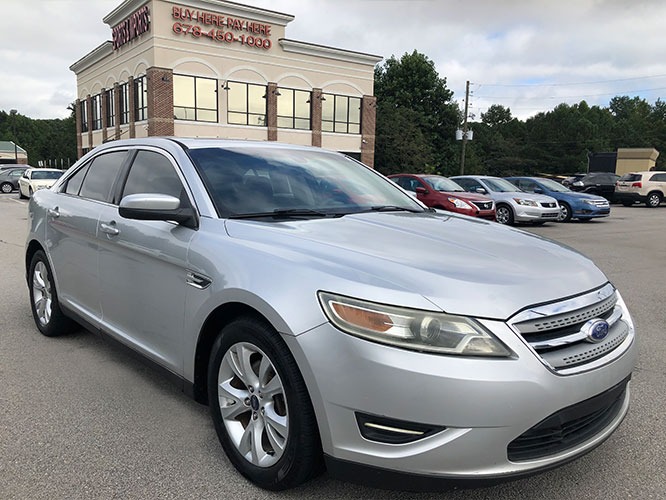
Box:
<box><xmin>415</xmin><ymin>186</ymin><xmax>427</xmax><ymax>194</ymax></box>
<box><xmin>534</xmin><ymin>188</ymin><xmax>544</xmax><ymax>194</ymax></box>
<box><xmin>119</xmin><ymin>193</ymin><xmax>198</xmax><ymax>229</ymax></box>
<box><xmin>475</xmin><ymin>187</ymin><xmax>487</xmax><ymax>194</ymax></box>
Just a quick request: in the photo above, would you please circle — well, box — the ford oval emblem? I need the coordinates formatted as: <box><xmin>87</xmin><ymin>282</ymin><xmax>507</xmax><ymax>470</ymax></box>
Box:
<box><xmin>582</xmin><ymin>319</ymin><xmax>610</xmax><ymax>343</ymax></box>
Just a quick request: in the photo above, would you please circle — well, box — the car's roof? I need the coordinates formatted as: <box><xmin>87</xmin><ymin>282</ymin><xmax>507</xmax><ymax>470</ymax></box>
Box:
<box><xmin>100</xmin><ymin>137</ymin><xmax>330</xmax><ymax>153</ymax></box>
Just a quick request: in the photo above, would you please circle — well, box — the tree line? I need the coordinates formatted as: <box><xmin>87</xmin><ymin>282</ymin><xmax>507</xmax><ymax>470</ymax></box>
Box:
<box><xmin>374</xmin><ymin>51</ymin><xmax>666</xmax><ymax>176</ymax></box>
<box><xmin>3</xmin><ymin>49</ymin><xmax>664</xmax><ymax>175</ymax></box>
<box><xmin>0</xmin><ymin>109</ymin><xmax>76</xmax><ymax>167</ymax></box>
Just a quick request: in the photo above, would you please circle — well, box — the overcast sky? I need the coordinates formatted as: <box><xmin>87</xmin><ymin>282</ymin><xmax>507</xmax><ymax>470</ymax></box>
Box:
<box><xmin>2</xmin><ymin>0</ymin><xmax>666</xmax><ymax>121</ymax></box>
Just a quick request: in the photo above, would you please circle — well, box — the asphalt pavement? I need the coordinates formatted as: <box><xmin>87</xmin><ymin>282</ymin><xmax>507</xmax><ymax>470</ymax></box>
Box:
<box><xmin>1</xmin><ymin>192</ymin><xmax>664</xmax><ymax>500</ymax></box>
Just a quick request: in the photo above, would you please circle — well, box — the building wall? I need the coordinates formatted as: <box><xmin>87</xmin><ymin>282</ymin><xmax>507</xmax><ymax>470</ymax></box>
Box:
<box><xmin>71</xmin><ymin>0</ymin><xmax>381</xmax><ymax>165</ymax></box>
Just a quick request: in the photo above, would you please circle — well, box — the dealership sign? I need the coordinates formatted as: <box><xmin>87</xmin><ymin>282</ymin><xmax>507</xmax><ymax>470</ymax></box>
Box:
<box><xmin>172</xmin><ymin>6</ymin><xmax>273</xmax><ymax>50</ymax></box>
<box><xmin>112</xmin><ymin>6</ymin><xmax>151</xmax><ymax>50</ymax></box>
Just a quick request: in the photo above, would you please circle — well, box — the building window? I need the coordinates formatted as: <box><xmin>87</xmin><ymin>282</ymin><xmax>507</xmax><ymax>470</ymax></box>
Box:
<box><xmin>134</xmin><ymin>75</ymin><xmax>147</xmax><ymax>121</ymax></box>
<box><xmin>322</xmin><ymin>94</ymin><xmax>361</xmax><ymax>134</ymax></box>
<box><xmin>277</xmin><ymin>88</ymin><xmax>311</xmax><ymax>130</ymax></box>
<box><xmin>106</xmin><ymin>88</ymin><xmax>115</xmax><ymax>128</ymax></box>
<box><xmin>91</xmin><ymin>94</ymin><xmax>102</xmax><ymax>130</ymax></box>
<box><xmin>81</xmin><ymin>99</ymin><xmax>89</xmax><ymax>132</ymax></box>
<box><xmin>119</xmin><ymin>82</ymin><xmax>129</xmax><ymax>125</ymax></box>
<box><xmin>173</xmin><ymin>74</ymin><xmax>218</xmax><ymax>122</ymax></box>
<box><xmin>227</xmin><ymin>81</ymin><xmax>266</xmax><ymax>126</ymax></box>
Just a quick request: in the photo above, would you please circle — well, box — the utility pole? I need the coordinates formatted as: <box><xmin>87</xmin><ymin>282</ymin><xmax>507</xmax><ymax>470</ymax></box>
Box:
<box><xmin>460</xmin><ymin>81</ymin><xmax>470</xmax><ymax>175</ymax></box>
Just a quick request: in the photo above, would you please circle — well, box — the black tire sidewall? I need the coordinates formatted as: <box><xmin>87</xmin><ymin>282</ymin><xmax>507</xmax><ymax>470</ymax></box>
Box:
<box><xmin>559</xmin><ymin>203</ymin><xmax>572</xmax><ymax>222</ymax></box>
<box><xmin>207</xmin><ymin>317</ymin><xmax>321</xmax><ymax>490</ymax></box>
<box><xmin>28</xmin><ymin>250</ymin><xmax>70</xmax><ymax>337</ymax></box>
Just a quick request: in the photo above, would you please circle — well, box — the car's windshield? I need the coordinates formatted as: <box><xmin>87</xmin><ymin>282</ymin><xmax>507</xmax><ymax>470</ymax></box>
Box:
<box><xmin>484</xmin><ymin>178</ymin><xmax>522</xmax><ymax>192</ymax></box>
<box><xmin>423</xmin><ymin>176</ymin><xmax>465</xmax><ymax>192</ymax></box>
<box><xmin>189</xmin><ymin>147</ymin><xmax>425</xmax><ymax>217</ymax></box>
<box><xmin>537</xmin><ymin>178</ymin><xmax>571</xmax><ymax>192</ymax></box>
<box><xmin>31</xmin><ymin>170</ymin><xmax>63</xmax><ymax>180</ymax></box>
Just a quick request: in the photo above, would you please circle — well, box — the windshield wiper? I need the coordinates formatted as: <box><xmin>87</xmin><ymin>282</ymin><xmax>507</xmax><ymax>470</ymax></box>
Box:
<box><xmin>228</xmin><ymin>208</ymin><xmax>333</xmax><ymax>219</ymax></box>
<box><xmin>361</xmin><ymin>205</ymin><xmax>428</xmax><ymax>213</ymax></box>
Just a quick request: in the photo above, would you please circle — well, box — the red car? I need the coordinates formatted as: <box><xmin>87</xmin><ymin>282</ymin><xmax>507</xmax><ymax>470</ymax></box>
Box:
<box><xmin>389</xmin><ymin>174</ymin><xmax>496</xmax><ymax>220</ymax></box>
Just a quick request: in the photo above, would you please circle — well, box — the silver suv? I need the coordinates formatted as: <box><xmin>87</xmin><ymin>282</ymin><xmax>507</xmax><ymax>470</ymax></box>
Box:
<box><xmin>26</xmin><ymin>138</ymin><xmax>636</xmax><ymax>491</ymax></box>
<box><xmin>451</xmin><ymin>175</ymin><xmax>560</xmax><ymax>224</ymax></box>
<box><xmin>615</xmin><ymin>171</ymin><xmax>666</xmax><ymax>207</ymax></box>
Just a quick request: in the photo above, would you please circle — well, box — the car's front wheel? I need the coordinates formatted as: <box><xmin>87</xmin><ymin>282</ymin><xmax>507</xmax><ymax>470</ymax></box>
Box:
<box><xmin>208</xmin><ymin>316</ymin><xmax>322</xmax><ymax>490</ymax></box>
<box><xmin>28</xmin><ymin>250</ymin><xmax>74</xmax><ymax>337</ymax></box>
<box><xmin>558</xmin><ymin>202</ymin><xmax>572</xmax><ymax>222</ymax></box>
<box><xmin>495</xmin><ymin>205</ymin><xmax>514</xmax><ymax>225</ymax></box>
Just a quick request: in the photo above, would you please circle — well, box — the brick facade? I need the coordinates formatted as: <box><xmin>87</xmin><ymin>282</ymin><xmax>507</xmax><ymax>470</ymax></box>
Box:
<box><xmin>360</xmin><ymin>95</ymin><xmax>377</xmax><ymax>168</ymax></box>
<box><xmin>266</xmin><ymin>82</ymin><xmax>278</xmax><ymax>141</ymax></box>
<box><xmin>146</xmin><ymin>67</ymin><xmax>175</xmax><ymax>136</ymax></box>
<box><xmin>310</xmin><ymin>88</ymin><xmax>323</xmax><ymax>148</ymax></box>
<box><xmin>128</xmin><ymin>76</ymin><xmax>136</xmax><ymax>138</ymax></box>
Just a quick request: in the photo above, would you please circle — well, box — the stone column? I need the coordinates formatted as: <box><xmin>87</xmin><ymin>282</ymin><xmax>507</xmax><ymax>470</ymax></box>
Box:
<box><xmin>266</xmin><ymin>82</ymin><xmax>278</xmax><ymax>141</ymax></box>
<box><xmin>75</xmin><ymin>99</ymin><xmax>83</xmax><ymax>159</ymax></box>
<box><xmin>128</xmin><ymin>76</ymin><xmax>136</xmax><ymax>138</ymax></box>
<box><xmin>114</xmin><ymin>83</ymin><xmax>121</xmax><ymax>141</ymax></box>
<box><xmin>86</xmin><ymin>94</ymin><xmax>93</xmax><ymax>150</ymax></box>
<box><xmin>101</xmin><ymin>89</ymin><xmax>109</xmax><ymax>143</ymax></box>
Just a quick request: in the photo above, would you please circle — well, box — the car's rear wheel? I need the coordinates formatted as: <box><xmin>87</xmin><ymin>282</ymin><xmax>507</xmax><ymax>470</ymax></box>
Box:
<box><xmin>208</xmin><ymin>316</ymin><xmax>322</xmax><ymax>490</ymax></box>
<box><xmin>495</xmin><ymin>205</ymin><xmax>514</xmax><ymax>225</ymax></box>
<box><xmin>1</xmin><ymin>182</ymin><xmax>13</xmax><ymax>193</ymax></box>
<box><xmin>558</xmin><ymin>202</ymin><xmax>572</xmax><ymax>222</ymax></box>
<box><xmin>646</xmin><ymin>192</ymin><xmax>662</xmax><ymax>208</ymax></box>
<box><xmin>28</xmin><ymin>250</ymin><xmax>73</xmax><ymax>337</ymax></box>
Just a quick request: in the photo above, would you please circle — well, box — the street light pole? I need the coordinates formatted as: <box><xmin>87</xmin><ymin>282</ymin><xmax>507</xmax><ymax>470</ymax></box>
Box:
<box><xmin>10</xmin><ymin>109</ymin><xmax>18</xmax><ymax>164</ymax></box>
<box><xmin>460</xmin><ymin>81</ymin><xmax>470</xmax><ymax>175</ymax></box>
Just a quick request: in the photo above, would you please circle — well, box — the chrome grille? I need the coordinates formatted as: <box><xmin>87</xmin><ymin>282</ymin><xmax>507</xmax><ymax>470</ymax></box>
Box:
<box><xmin>540</xmin><ymin>202</ymin><xmax>558</xmax><ymax>208</ymax></box>
<box><xmin>471</xmin><ymin>201</ymin><xmax>493</xmax><ymax>210</ymax></box>
<box><xmin>509</xmin><ymin>283</ymin><xmax>633</xmax><ymax>374</ymax></box>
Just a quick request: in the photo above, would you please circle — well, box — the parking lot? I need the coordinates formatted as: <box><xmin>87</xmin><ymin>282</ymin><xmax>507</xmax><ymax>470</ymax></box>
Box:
<box><xmin>1</xmin><ymin>192</ymin><xmax>665</xmax><ymax>500</ymax></box>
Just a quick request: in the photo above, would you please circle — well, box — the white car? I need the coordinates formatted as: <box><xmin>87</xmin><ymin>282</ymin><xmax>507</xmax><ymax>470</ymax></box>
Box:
<box><xmin>18</xmin><ymin>168</ymin><xmax>64</xmax><ymax>199</ymax></box>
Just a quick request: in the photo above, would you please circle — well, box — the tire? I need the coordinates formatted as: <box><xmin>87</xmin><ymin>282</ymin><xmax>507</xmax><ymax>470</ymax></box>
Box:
<box><xmin>557</xmin><ymin>202</ymin><xmax>572</xmax><ymax>222</ymax></box>
<box><xmin>28</xmin><ymin>187</ymin><xmax>34</xmax><ymax>198</ymax></box>
<box><xmin>646</xmin><ymin>192</ymin><xmax>662</xmax><ymax>208</ymax></box>
<box><xmin>495</xmin><ymin>205</ymin><xmax>514</xmax><ymax>225</ymax></box>
<box><xmin>28</xmin><ymin>250</ymin><xmax>74</xmax><ymax>337</ymax></box>
<box><xmin>19</xmin><ymin>187</ymin><xmax>27</xmax><ymax>199</ymax></box>
<box><xmin>207</xmin><ymin>316</ymin><xmax>322</xmax><ymax>490</ymax></box>
<box><xmin>1</xmin><ymin>182</ymin><xmax>13</xmax><ymax>193</ymax></box>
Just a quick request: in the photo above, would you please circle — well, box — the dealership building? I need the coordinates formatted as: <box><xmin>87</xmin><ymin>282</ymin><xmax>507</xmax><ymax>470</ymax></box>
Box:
<box><xmin>70</xmin><ymin>0</ymin><xmax>382</xmax><ymax>166</ymax></box>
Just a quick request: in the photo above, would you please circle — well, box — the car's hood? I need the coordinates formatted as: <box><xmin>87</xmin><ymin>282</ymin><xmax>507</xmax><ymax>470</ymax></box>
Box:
<box><xmin>225</xmin><ymin>212</ymin><xmax>607</xmax><ymax>319</ymax></box>
<box><xmin>489</xmin><ymin>191</ymin><xmax>557</xmax><ymax>203</ymax></box>
<box><xmin>557</xmin><ymin>191</ymin><xmax>608</xmax><ymax>201</ymax></box>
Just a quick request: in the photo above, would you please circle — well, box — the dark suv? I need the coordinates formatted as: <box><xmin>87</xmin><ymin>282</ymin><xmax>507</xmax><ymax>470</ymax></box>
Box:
<box><xmin>568</xmin><ymin>172</ymin><xmax>619</xmax><ymax>202</ymax></box>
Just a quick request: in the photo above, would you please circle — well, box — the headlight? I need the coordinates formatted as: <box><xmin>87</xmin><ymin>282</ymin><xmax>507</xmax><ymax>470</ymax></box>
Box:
<box><xmin>318</xmin><ymin>292</ymin><xmax>513</xmax><ymax>357</ymax></box>
<box><xmin>447</xmin><ymin>197</ymin><xmax>473</xmax><ymax>209</ymax></box>
<box><xmin>513</xmin><ymin>198</ymin><xmax>538</xmax><ymax>207</ymax></box>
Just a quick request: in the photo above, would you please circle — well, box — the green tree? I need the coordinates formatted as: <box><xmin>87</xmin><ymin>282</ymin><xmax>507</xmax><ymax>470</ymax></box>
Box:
<box><xmin>374</xmin><ymin>51</ymin><xmax>460</xmax><ymax>175</ymax></box>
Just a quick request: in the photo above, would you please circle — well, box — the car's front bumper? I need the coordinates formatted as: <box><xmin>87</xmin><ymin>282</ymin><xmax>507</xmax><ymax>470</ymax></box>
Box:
<box><xmin>285</xmin><ymin>318</ymin><xmax>636</xmax><ymax>484</ymax></box>
<box><xmin>513</xmin><ymin>206</ymin><xmax>560</xmax><ymax>222</ymax></box>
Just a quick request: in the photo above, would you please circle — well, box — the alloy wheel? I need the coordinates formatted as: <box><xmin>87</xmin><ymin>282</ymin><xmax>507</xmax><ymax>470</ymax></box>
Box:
<box><xmin>32</xmin><ymin>261</ymin><xmax>53</xmax><ymax>326</ymax></box>
<box><xmin>217</xmin><ymin>342</ymin><xmax>289</xmax><ymax>467</ymax></box>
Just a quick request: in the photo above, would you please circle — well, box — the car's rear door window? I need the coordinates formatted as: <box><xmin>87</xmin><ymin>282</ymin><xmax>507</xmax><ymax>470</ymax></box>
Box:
<box><xmin>79</xmin><ymin>152</ymin><xmax>128</xmax><ymax>203</ymax></box>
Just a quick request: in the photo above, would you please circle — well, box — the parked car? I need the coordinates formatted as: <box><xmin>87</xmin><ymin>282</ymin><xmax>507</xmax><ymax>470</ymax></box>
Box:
<box><xmin>506</xmin><ymin>176</ymin><xmax>610</xmax><ymax>222</ymax></box>
<box><xmin>388</xmin><ymin>173</ymin><xmax>495</xmax><ymax>220</ymax></box>
<box><xmin>0</xmin><ymin>166</ymin><xmax>29</xmax><ymax>193</ymax></box>
<box><xmin>18</xmin><ymin>168</ymin><xmax>64</xmax><ymax>199</ymax></box>
<box><xmin>567</xmin><ymin>172</ymin><xmax>620</xmax><ymax>202</ymax></box>
<box><xmin>561</xmin><ymin>173</ymin><xmax>587</xmax><ymax>187</ymax></box>
<box><xmin>26</xmin><ymin>138</ymin><xmax>636</xmax><ymax>490</ymax></box>
<box><xmin>615</xmin><ymin>171</ymin><xmax>666</xmax><ymax>207</ymax></box>
<box><xmin>451</xmin><ymin>175</ymin><xmax>560</xmax><ymax>225</ymax></box>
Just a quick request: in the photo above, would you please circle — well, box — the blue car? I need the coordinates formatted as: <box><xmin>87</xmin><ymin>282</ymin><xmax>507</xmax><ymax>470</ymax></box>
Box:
<box><xmin>506</xmin><ymin>177</ymin><xmax>610</xmax><ymax>222</ymax></box>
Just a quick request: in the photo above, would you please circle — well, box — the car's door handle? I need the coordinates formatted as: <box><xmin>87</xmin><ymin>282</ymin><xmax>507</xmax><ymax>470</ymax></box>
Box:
<box><xmin>100</xmin><ymin>222</ymin><xmax>120</xmax><ymax>236</ymax></box>
<box><xmin>47</xmin><ymin>207</ymin><xmax>60</xmax><ymax>218</ymax></box>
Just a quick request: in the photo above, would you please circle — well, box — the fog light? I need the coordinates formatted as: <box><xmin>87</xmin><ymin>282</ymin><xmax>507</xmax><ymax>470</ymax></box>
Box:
<box><xmin>355</xmin><ymin>412</ymin><xmax>445</xmax><ymax>444</ymax></box>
